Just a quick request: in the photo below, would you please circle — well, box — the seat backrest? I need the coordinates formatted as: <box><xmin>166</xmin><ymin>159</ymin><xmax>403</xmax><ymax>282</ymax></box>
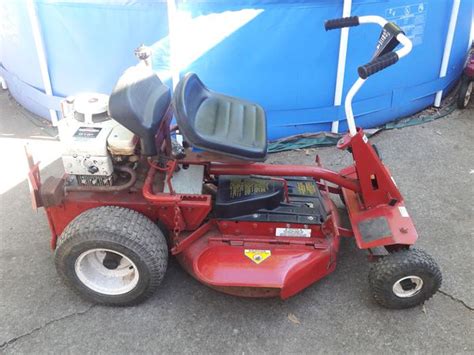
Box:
<box><xmin>109</xmin><ymin>65</ymin><xmax>171</xmax><ymax>156</ymax></box>
<box><xmin>173</xmin><ymin>73</ymin><xmax>209</xmax><ymax>145</ymax></box>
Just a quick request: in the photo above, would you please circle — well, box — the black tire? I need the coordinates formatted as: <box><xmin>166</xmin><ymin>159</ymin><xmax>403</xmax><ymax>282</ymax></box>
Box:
<box><xmin>368</xmin><ymin>248</ymin><xmax>442</xmax><ymax>309</ymax></box>
<box><xmin>457</xmin><ymin>76</ymin><xmax>473</xmax><ymax>109</ymax></box>
<box><xmin>55</xmin><ymin>206</ymin><xmax>168</xmax><ymax>306</ymax></box>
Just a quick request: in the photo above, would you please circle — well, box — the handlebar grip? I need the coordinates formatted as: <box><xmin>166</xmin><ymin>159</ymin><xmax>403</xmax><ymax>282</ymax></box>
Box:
<box><xmin>358</xmin><ymin>52</ymin><xmax>399</xmax><ymax>79</ymax></box>
<box><xmin>324</xmin><ymin>16</ymin><xmax>359</xmax><ymax>30</ymax></box>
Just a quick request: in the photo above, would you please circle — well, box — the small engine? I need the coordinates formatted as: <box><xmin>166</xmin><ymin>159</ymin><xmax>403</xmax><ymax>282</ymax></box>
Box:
<box><xmin>58</xmin><ymin>93</ymin><xmax>138</xmax><ymax>186</ymax></box>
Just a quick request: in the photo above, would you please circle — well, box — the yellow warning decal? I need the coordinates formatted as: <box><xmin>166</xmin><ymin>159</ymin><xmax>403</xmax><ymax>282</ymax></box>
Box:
<box><xmin>244</xmin><ymin>249</ymin><xmax>271</xmax><ymax>264</ymax></box>
<box><xmin>230</xmin><ymin>178</ymin><xmax>270</xmax><ymax>198</ymax></box>
<box><xmin>296</xmin><ymin>181</ymin><xmax>317</xmax><ymax>196</ymax></box>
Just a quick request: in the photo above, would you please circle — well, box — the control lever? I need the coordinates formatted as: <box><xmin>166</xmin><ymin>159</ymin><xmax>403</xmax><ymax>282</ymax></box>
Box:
<box><xmin>358</xmin><ymin>52</ymin><xmax>399</xmax><ymax>79</ymax></box>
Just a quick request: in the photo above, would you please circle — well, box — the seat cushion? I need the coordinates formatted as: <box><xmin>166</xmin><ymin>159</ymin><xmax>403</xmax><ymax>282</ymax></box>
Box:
<box><xmin>174</xmin><ymin>73</ymin><xmax>267</xmax><ymax>161</ymax></box>
<box><xmin>195</xmin><ymin>95</ymin><xmax>266</xmax><ymax>155</ymax></box>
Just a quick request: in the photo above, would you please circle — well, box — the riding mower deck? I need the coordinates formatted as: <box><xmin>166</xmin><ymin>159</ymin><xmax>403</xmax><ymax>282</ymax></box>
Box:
<box><xmin>27</xmin><ymin>15</ymin><xmax>441</xmax><ymax>308</ymax></box>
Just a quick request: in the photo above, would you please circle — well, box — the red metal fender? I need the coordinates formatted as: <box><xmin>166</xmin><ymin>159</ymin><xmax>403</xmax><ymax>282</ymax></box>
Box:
<box><xmin>464</xmin><ymin>52</ymin><xmax>474</xmax><ymax>78</ymax></box>
<box><xmin>175</xmin><ymin>198</ymin><xmax>342</xmax><ymax>299</ymax></box>
<box><xmin>176</xmin><ymin>228</ymin><xmax>337</xmax><ymax>299</ymax></box>
<box><xmin>341</xmin><ymin>166</ymin><xmax>417</xmax><ymax>249</ymax></box>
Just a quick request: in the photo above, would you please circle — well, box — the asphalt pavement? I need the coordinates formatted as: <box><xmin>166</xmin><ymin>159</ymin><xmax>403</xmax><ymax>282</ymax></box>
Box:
<box><xmin>0</xmin><ymin>88</ymin><xmax>472</xmax><ymax>354</ymax></box>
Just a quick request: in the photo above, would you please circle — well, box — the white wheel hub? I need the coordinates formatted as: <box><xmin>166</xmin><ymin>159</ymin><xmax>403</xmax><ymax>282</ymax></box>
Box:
<box><xmin>392</xmin><ymin>275</ymin><xmax>423</xmax><ymax>298</ymax></box>
<box><xmin>75</xmin><ymin>248</ymin><xmax>139</xmax><ymax>295</ymax></box>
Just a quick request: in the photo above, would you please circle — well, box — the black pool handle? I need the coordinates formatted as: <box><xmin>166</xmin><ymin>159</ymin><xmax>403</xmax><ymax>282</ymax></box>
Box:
<box><xmin>324</xmin><ymin>16</ymin><xmax>360</xmax><ymax>30</ymax></box>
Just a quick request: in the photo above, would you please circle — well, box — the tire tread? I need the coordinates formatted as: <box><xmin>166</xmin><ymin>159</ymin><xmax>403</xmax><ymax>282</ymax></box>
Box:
<box><xmin>55</xmin><ymin>206</ymin><xmax>168</xmax><ymax>306</ymax></box>
<box><xmin>368</xmin><ymin>248</ymin><xmax>442</xmax><ymax>309</ymax></box>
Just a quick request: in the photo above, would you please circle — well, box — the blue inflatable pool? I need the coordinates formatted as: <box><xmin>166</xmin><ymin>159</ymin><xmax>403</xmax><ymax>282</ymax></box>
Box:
<box><xmin>0</xmin><ymin>0</ymin><xmax>472</xmax><ymax>139</ymax></box>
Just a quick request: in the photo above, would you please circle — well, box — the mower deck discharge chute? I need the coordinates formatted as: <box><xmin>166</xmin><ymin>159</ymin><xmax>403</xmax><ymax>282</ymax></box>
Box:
<box><xmin>27</xmin><ymin>16</ymin><xmax>441</xmax><ymax>308</ymax></box>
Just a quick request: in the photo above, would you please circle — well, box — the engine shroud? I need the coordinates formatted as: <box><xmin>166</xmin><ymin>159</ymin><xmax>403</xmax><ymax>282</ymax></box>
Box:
<box><xmin>58</xmin><ymin>93</ymin><xmax>137</xmax><ymax>186</ymax></box>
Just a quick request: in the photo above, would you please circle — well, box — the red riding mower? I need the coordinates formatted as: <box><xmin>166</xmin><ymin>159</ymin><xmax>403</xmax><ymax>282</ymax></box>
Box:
<box><xmin>27</xmin><ymin>15</ymin><xmax>441</xmax><ymax>308</ymax></box>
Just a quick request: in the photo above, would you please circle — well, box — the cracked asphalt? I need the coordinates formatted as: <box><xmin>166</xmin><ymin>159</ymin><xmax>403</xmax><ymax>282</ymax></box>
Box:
<box><xmin>1</xmin><ymin>89</ymin><xmax>473</xmax><ymax>353</ymax></box>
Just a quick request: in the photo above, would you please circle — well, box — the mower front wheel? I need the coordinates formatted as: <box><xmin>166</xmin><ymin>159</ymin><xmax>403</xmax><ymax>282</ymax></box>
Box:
<box><xmin>55</xmin><ymin>206</ymin><xmax>168</xmax><ymax>306</ymax></box>
<box><xmin>368</xmin><ymin>248</ymin><xmax>442</xmax><ymax>309</ymax></box>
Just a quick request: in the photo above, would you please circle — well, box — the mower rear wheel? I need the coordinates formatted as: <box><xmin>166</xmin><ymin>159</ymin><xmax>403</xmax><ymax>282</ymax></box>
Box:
<box><xmin>368</xmin><ymin>248</ymin><xmax>442</xmax><ymax>309</ymax></box>
<box><xmin>55</xmin><ymin>206</ymin><xmax>168</xmax><ymax>306</ymax></box>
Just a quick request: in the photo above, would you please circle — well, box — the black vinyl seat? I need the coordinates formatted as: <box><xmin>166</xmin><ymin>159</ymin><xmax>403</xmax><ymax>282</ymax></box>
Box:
<box><xmin>173</xmin><ymin>73</ymin><xmax>267</xmax><ymax>161</ymax></box>
<box><xmin>109</xmin><ymin>65</ymin><xmax>171</xmax><ymax>156</ymax></box>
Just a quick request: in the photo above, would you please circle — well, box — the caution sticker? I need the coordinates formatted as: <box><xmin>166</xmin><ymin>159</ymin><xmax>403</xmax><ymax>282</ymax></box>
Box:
<box><xmin>244</xmin><ymin>249</ymin><xmax>271</xmax><ymax>264</ymax></box>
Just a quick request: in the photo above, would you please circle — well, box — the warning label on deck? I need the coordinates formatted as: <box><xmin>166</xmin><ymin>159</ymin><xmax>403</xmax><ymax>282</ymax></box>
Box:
<box><xmin>276</xmin><ymin>228</ymin><xmax>311</xmax><ymax>238</ymax></box>
<box><xmin>244</xmin><ymin>249</ymin><xmax>271</xmax><ymax>264</ymax></box>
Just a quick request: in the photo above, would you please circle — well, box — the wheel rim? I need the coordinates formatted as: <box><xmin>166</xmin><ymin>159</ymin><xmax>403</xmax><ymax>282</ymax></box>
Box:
<box><xmin>464</xmin><ymin>81</ymin><xmax>473</xmax><ymax>107</ymax></box>
<box><xmin>392</xmin><ymin>275</ymin><xmax>423</xmax><ymax>298</ymax></box>
<box><xmin>75</xmin><ymin>248</ymin><xmax>139</xmax><ymax>295</ymax></box>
